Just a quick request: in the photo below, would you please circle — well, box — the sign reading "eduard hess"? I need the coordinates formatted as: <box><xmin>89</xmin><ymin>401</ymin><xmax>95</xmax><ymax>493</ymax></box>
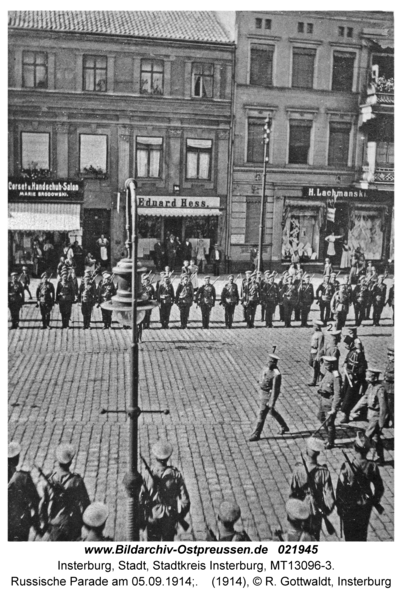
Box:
<box><xmin>8</xmin><ymin>178</ymin><xmax>84</xmax><ymax>201</ymax></box>
<box><xmin>137</xmin><ymin>196</ymin><xmax>220</xmax><ymax>208</ymax></box>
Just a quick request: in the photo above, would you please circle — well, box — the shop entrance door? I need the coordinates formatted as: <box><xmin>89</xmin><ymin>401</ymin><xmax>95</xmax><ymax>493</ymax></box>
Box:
<box><xmin>325</xmin><ymin>203</ymin><xmax>349</xmax><ymax>265</ymax></box>
<box><xmin>83</xmin><ymin>209</ymin><xmax>111</xmax><ymax>260</ymax></box>
<box><xmin>163</xmin><ymin>217</ymin><xmax>183</xmax><ymax>244</ymax></box>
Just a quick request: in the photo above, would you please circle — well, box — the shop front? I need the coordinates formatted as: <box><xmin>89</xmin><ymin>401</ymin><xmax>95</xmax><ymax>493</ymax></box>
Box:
<box><xmin>281</xmin><ymin>199</ymin><xmax>326</xmax><ymax>263</ymax></box>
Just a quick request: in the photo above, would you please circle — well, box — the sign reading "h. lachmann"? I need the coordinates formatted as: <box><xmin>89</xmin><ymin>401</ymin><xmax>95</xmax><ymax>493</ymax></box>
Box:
<box><xmin>303</xmin><ymin>187</ymin><xmax>369</xmax><ymax>199</ymax></box>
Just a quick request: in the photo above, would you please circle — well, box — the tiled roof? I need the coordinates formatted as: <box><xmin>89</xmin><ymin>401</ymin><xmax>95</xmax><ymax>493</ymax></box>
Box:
<box><xmin>8</xmin><ymin>11</ymin><xmax>232</xmax><ymax>44</ymax></box>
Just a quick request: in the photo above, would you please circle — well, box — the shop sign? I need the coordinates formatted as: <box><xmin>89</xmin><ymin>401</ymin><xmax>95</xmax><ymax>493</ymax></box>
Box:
<box><xmin>8</xmin><ymin>178</ymin><xmax>84</xmax><ymax>202</ymax></box>
<box><xmin>137</xmin><ymin>196</ymin><xmax>220</xmax><ymax>209</ymax></box>
<box><xmin>303</xmin><ymin>187</ymin><xmax>369</xmax><ymax>200</ymax></box>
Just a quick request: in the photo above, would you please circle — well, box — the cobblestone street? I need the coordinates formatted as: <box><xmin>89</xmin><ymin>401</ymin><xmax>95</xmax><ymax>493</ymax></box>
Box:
<box><xmin>8</xmin><ymin>278</ymin><xmax>394</xmax><ymax>542</ymax></box>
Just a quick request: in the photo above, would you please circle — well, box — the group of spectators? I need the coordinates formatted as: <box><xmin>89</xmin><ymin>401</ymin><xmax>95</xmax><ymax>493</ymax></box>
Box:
<box><xmin>153</xmin><ymin>235</ymin><xmax>223</xmax><ymax>276</ymax></box>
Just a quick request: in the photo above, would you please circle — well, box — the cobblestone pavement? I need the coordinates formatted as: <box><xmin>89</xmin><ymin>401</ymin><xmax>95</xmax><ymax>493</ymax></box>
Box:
<box><xmin>8</xmin><ymin>277</ymin><xmax>394</xmax><ymax>541</ymax></box>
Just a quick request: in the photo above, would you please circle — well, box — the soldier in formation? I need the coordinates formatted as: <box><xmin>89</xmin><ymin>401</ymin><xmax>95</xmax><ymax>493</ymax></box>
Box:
<box><xmin>141</xmin><ymin>273</ymin><xmax>156</xmax><ymax>330</ymax></box>
<box><xmin>55</xmin><ymin>270</ymin><xmax>76</xmax><ymax>329</ymax></box>
<box><xmin>317</xmin><ymin>356</ymin><xmax>342</xmax><ymax>449</ymax></box>
<box><xmin>97</xmin><ymin>271</ymin><xmax>117</xmax><ymax>329</ymax></box>
<box><xmin>241</xmin><ymin>271</ymin><xmax>259</xmax><ymax>328</ymax></box>
<box><xmin>78</xmin><ymin>271</ymin><xmax>96</xmax><ymax>330</ymax></box>
<box><xmin>36</xmin><ymin>272</ymin><xmax>55</xmax><ymax>329</ymax></box>
<box><xmin>316</xmin><ymin>275</ymin><xmax>334</xmax><ymax>326</ymax></box>
<box><xmin>249</xmin><ymin>354</ymin><xmax>289</xmax><ymax>442</ymax></box>
<box><xmin>157</xmin><ymin>274</ymin><xmax>175</xmax><ymax>329</ymax></box>
<box><xmin>308</xmin><ymin>320</ymin><xmax>325</xmax><ymax>386</ymax></box>
<box><xmin>277</xmin><ymin>498</ymin><xmax>315</xmax><ymax>542</ymax></box>
<box><xmin>207</xmin><ymin>501</ymin><xmax>251</xmax><ymax>541</ymax></box>
<box><xmin>383</xmin><ymin>346</ymin><xmax>394</xmax><ymax>427</ymax></box>
<box><xmin>140</xmin><ymin>440</ymin><xmax>190</xmax><ymax>541</ymax></box>
<box><xmin>80</xmin><ymin>503</ymin><xmax>113</xmax><ymax>542</ymax></box>
<box><xmin>299</xmin><ymin>275</ymin><xmax>314</xmax><ymax>327</ymax></box>
<box><xmin>371</xmin><ymin>275</ymin><xmax>387</xmax><ymax>326</ymax></box>
<box><xmin>220</xmin><ymin>274</ymin><xmax>239</xmax><ymax>329</ymax></box>
<box><xmin>352</xmin><ymin>275</ymin><xmax>370</xmax><ymax>326</ymax></box>
<box><xmin>175</xmin><ymin>273</ymin><xmax>194</xmax><ymax>329</ymax></box>
<box><xmin>8</xmin><ymin>272</ymin><xmax>25</xmax><ymax>329</ymax></box>
<box><xmin>8</xmin><ymin>442</ymin><xmax>40</xmax><ymax>541</ymax></box>
<box><xmin>260</xmin><ymin>272</ymin><xmax>279</xmax><ymax>328</ymax></box>
<box><xmin>282</xmin><ymin>276</ymin><xmax>299</xmax><ymax>328</ymax></box>
<box><xmin>195</xmin><ymin>275</ymin><xmax>216</xmax><ymax>329</ymax></box>
<box><xmin>330</xmin><ymin>282</ymin><xmax>349</xmax><ymax>330</ymax></box>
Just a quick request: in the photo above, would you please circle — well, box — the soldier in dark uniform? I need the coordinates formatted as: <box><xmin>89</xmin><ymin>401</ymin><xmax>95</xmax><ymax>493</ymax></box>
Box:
<box><xmin>260</xmin><ymin>273</ymin><xmax>279</xmax><ymax>328</ymax></box>
<box><xmin>220</xmin><ymin>274</ymin><xmax>239</xmax><ymax>329</ymax></box>
<box><xmin>299</xmin><ymin>276</ymin><xmax>314</xmax><ymax>327</ymax></box>
<box><xmin>383</xmin><ymin>347</ymin><xmax>394</xmax><ymax>427</ymax></box>
<box><xmin>157</xmin><ymin>274</ymin><xmax>175</xmax><ymax>329</ymax></box>
<box><xmin>80</xmin><ymin>503</ymin><xmax>113</xmax><ymax>542</ymax></box>
<box><xmin>330</xmin><ymin>283</ymin><xmax>350</xmax><ymax>331</ymax></box>
<box><xmin>8</xmin><ymin>442</ymin><xmax>40</xmax><ymax>541</ymax></box>
<box><xmin>97</xmin><ymin>272</ymin><xmax>117</xmax><ymax>329</ymax></box>
<box><xmin>336</xmin><ymin>433</ymin><xmax>384</xmax><ymax>541</ymax></box>
<box><xmin>241</xmin><ymin>272</ymin><xmax>259</xmax><ymax>328</ymax></box>
<box><xmin>8</xmin><ymin>272</ymin><xmax>25</xmax><ymax>329</ymax></box>
<box><xmin>386</xmin><ymin>284</ymin><xmax>394</xmax><ymax>324</ymax></box>
<box><xmin>322</xmin><ymin>330</ymin><xmax>341</xmax><ymax>370</ymax></box>
<box><xmin>209</xmin><ymin>501</ymin><xmax>251</xmax><ymax>541</ymax></box>
<box><xmin>317</xmin><ymin>356</ymin><xmax>342</xmax><ymax>449</ymax></box>
<box><xmin>282</xmin><ymin>277</ymin><xmax>299</xmax><ymax>328</ymax></box>
<box><xmin>195</xmin><ymin>275</ymin><xmax>216</xmax><ymax>329</ymax></box>
<box><xmin>371</xmin><ymin>275</ymin><xmax>387</xmax><ymax>326</ymax></box>
<box><xmin>55</xmin><ymin>271</ymin><xmax>76</xmax><ymax>329</ymax></box>
<box><xmin>36</xmin><ymin>272</ymin><xmax>55</xmax><ymax>329</ymax></box>
<box><xmin>39</xmin><ymin>443</ymin><xmax>90</xmax><ymax>541</ymax></box>
<box><xmin>240</xmin><ymin>270</ymin><xmax>252</xmax><ymax>322</ymax></box>
<box><xmin>249</xmin><ymin>354</ymin><xmax>289</xmax><ymax>441</ymax></box>
<box><xmin>279</xmin><ymin>498</ymin><xmax>315</xmax><ymax>542</ymax></box>
<box><xmin>141</xmin><ymin>273</ymin><xmax>155</xmax><ymax>329</ymax></box>
<box><xmin>140</xmin><ymin>440</ymin><xmax>190</xmax><ymax>542</ymax></box>
<box><xmin>19</xmin><ymin>266</ymin><xmax>32</xmax><ymax>300</ymax></box>
<box><xmin>316</xmin><ymin>275</ymin><xmax>335</xmax><ymax>326</ymax></box>
<box><xmin>308</xmin><ymin>320</ymin><xmax>325</xmax><ymax>386</ymax></box>
<box><xmin>175</xmin><ymin>274</ymin><xmax>194</xmax><ymax>329</ymax></box>
<box><xmin>277</xmin><ymin>272</ymin><xmax>288</xmax><ymax>322</ymax></box>
<box><xmin>290</xmin><ymin>437</ymin><xmax>335</xmax><ymax>541</ymax></box>
<box><xmin>361</xmin><ymin>368</ymin><xmax>388</xmax><ymax>464</ymax></box>
<box><xmin>339</xmin><ymin>337</ymin><xmax>367</xmax><ymax>423</ymax></box>
<box><xmin>153</xmin><ymin>240</ymin><xmax>165</xmax><ymax>271</ymax></box>
<box><xmin>352</xmin><ymin>276</ymin><xmax>370</xmax><ymax>326</ymax></box>
<box><xmin>365</xmin><ymin>268</ymin><xmax>378</xmax><ymax>320</ymax></box>
<box><xmin>78</xmin><ymin>273</ymin><xmax>96</xmax><ymax>329</ymax></box>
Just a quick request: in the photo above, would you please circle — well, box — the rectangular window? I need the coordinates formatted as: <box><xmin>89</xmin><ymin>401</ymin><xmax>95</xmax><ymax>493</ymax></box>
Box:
<box><xmin>292</xmin><ymin>47</ymin><xmax>316</xmax><ymax>88</ymax></box>
<box><xmin>186</xmin><ymin>139</ymin><xmax>212</xmax><ymax>180</ymax></box>
<box><xmin>255</xmin><ymin>18</ymin><xmax>262</xmax><ymax>29</ymax></box>
<box><xmin>328</xmin><ymin>122</ymin><xmax>351</xmax><ymax>167</ymax></box>
<box><xmin>307</xmin><ymin>23</ymin><xmax>314</xmax><ymax>34</ymax></box>
<box><xmin>376</xmin><ymin>142</ymin><xmax>394</xmax><ymax>165</ymax></box>
<box><xmin>136</xmin><ymin>137</ymin><xmax>163</xmax><ymax>178</ymax></box>
<box><xmin>22</xmin><ymin>51</ymin><xmax>47</xmax><ymax>88</ymax></box>
<box><xmin>347</xmin><ymin>27</ymin><xmax>353</xmax><ymax>38</ymax></box>
<box><xmin>83</xmin><ymin>55</ymin><xmax>107</xmax><ymax>92</ymax></box>
<box><xmin>140</xmin><ymin>59</ymin><xmax>164</xmax><ymax>95</ymax></box>
<box><xmin>332</xmin><ymin>51</ymin><xmax>355</xmax><ymax>91</ymax></box>
<box><xmin>265</xmin><ymin>19</ymin><xmax>272</xmax><ymax>30</ymax></box>
<box><xmin>245</xmin><ymin>198</ymin><xmax>262</xmax><ymax>244</ymax></box>
<box><xmin>338</xmin><ymin>26</ymin><xmax>345</xmax><ymax>37</ymax></box>
<box><xmin>250</xmin><ymin>44</ymin><xmax>274</xmax><ymax>87</ymax></box>
<box><xmin>21</xmin><ymin>132</ymin><xmax>50</xmax><ymax>170</ymax></box>
<box><xmin>298</xmin><ymin>22</ymin><xmax>304</xmax><ymax>33</ymax></box>
<box><xmin>192</xmin><ymin>63</ymin><xmax>214</xmax><ymax>98</ymax></box>
<box><xmin>79</xmin><ymin>134</ymin><xmax>108</xmax><ymax>173</ymax></box>
<box><xmin>247</xmin><ymin>118</ymin><xmax>265</xmax><ymax>163</ymax></box>
<box><xmin>288</xmin><ymin>120</ymin><xmax>312</xmax><ymax>164</ymax></box>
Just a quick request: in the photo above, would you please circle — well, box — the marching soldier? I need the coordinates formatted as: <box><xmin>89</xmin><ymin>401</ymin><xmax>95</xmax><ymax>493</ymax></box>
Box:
<box><xmin>352</xmin><ymin>276</ymin><xmax>370</xmax><ymax>326</ymax></box>
<box><xmin>339</xmin><ymin>337</ymin><xmax>367</xmax><ymax>423</ymax></box>
<box><xmin>317</xmin><ymin>356</ymin><xmax>342</xmax><ymax>449</ymax></box>
<box><xmin>249</xmin><ymin>354</ymin><xmax>289</xmax><ymax>441</ymax></box>
<box><xmin>220</xmin><ymin>274</ymin><xmax>239</xmax><ymax>329</ymax></box>
<box><xmin>330</xmin><ymin>283</ymin><xmax>349</xmax><ymax>331</ymax></box>
<box><xmin>282</xmin><ymin>276</ymin><xmax>298</xmax><ymax>328</ymax></box>
<box><xmin>78</xmin><ymin>272</ymin><xmax>96</xmax><ymax>330</ymax></box>
<box><xmin>36</xmin><ymin>272</ymin><xmax>55</xmax><ymax>329</ymax></box>
<box><xmin>8</xmin><ymin>442</ymin><xmax>40</xmax><ymax>541</ymax></box>
<box><xmin>175</xmin><ymin>274</ymin><xmax>194</xmax><ymax>329</ymax></box>
<box><xmin>19</xmin><ymin>266</ymin><xmax>33</xmax><ymax>300</ymax></box>
<box><xmin>97</xmin><ymin>272</ymin><xmax>117</xmax><ymax>329</ymax></box>
<box><xmin>277</xmin><ymin>498</ymin><xmax>315</xmax><ymax>542</ymax></box>
<box><xmin>383</xmin><ymin>347</ymin><xmax>394</xmax><ymax>427</ymax></box>
<box><xmin>55</xmin><ymin>270</ymin><xmax>76</xmax><ymax>329</ymax></box>
<box><xmin>371</xmin><ymin>275</ymin><xmax>387</xmax><ymax>326</ymax></box>
<box><xmin>241</xmin><ymin>271</ymin><xmax>259</xmax><ymax>328</ymax></box>
<box><xmin>81</xmin><ymin>503</ymin><xmax>113</xmax><ymax>542</ymax></box>
<box><xmin>207</xmin><ymin>501</ymin><xmax>251</xmax><ymax>541</ymax></box>
<box><xmin>260</xmin><ymin>272</ymin><xmax>278</xmax><ymax>328</ymax></box>
<box><xmin>157</xmin><ymin>274</ymin><xmax>175</xmax><ymax>329</ymax></box>
<box><xmin>289</xmin><ymin>437</ymin><xmax>335</xmax><ymax>541</ymax></box>
<box><xmin>336</xmin><ymin>432</ymin><xmax>384</xmax><ymax>541</ymax></box>
<box><xmin>308</xmin><ymin>320</ymin><xmax>325</xmax><ymax>386</ymax></box>
<box><xmin>39</xmin><ymin>443</ymin><xmax>90</xmax><ymax>541</ymax></box>
<box><xmin>322</xmin><ymin>329</ymin><xmax>341</xmax><ymax>371</ymax></box>
<box><xmin>195</xmin><ymin>275</ymin><xmax>216</xmax><ymax>329</ymax></box>
<box><xmin>316</xmin><ymin>275</ymin><xmax>335</xmax><ymax>326</ymax></box>
<box><xmin>361</xmin><ymin>368</ymin><xmax>388</xmax><ymax>464</ymax></box>
<box><xmin>347</xmin><ymin>325</ymin><xmax>366</xmax><ymax>356</ymax></box>
<box><xmin>8</xmin><ymin>272</ymin><xmax>25</xmax><ymax>329</ymax></box>
<box><xmin>140</xmin><ymin>440</ymin><xmax>190</xmax><ymax>541</ymax></box>
<box><xmin>299</xmin><ymin>276</ymin><xmax>314</xmax><ymax>327</ymax></box>
<box><xmin>141</xmin><ymin>273</ymin><xmax>155</xmax><ymax>329</ymax></box>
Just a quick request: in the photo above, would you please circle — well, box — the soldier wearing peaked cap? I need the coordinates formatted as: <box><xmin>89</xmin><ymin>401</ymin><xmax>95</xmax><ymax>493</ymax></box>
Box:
<box><xmin>81</xmin><ymin>503</ymin><xmax>113</xmax><ymax>542</ymax></box>
<box><xmin>321</xmin><ymin>329</ymin><xmax>341</xmax><ymax>374</ymax></box>
<box><xmin>308</xmin><ymin>321</ymin><xmax>325</xmax><ymax>386</ymax></box>
<box><xmin>39</xmin><ymin>443</ymin><xmax>90</xmax><ymax>541</ymax></box>
<box><xmin>249</xmin><ymin>354</ymin><xmax>289</xmax><ymax>441</ymax></box>
<box><xmin>220</xmin><ymin>275</ymin><xmax>239</xmax><ymax>329</ymax></box>
<box><xmin>55</xmin><ymin>272</ymin><xmax>76</xmax><ymax>329</ymax></box>
<box><xmin>241</xmin><ymin>271</ymin><xmax>260</xmax><ymax>328</ymax></box>
<box><xmin>371</xmin><ymin>275</ymin><xmax>387</xmax><ymax>326</ymax></box>
<box><xmin>97</xmin><ymin>272</ymin><xmax>117</xmax><ymax>329</ymax></box>
<box><xmin>8</xmin><ymin>442</ymin><xmax>41</xmax><ymax>541</ymax></box>
<box><xmin>157</xmin><ymin>275</ymin><xmax>175</xmax><ymax>329</ymax></box>
<box><xmin>289</xmin><ymin>437</ymin><xmax>335</xmax><ymax>541</ymax></box>
<box><xmin>383</xmin><ymin>347</ymin><xmax>394</xmax><ymax>427</ymax></box>
<box><xmin>352</xmin><ymin>277</ymin><xmax>370</xmax><ymax>326</ymax></box>
<box><xmin>78</xmin><ymin>274</ymin><xmax>96</xmax><ymax>330</ymax></box>
<box><xmin>140</xmin><ymin>440</ymin><xmax>190</xmax><ymax>541</ymax></box>
<box><xmin>330</xmin><ymin>283</ymin><xmax>349</xmax><ymax>331</ymax></box>
<box><xmin>260</xmin><ymin>273</ymin><xmax>279</xmax><ymax>328</ymax></box>
<box><xmin>175</xmin><ymin>273</ymin><xmax>193</xmax><ymax>329</ymax></box>
<box><xmin>8</xmin><ymin>272</ymin><xmax>25</xmax><ymax>329</ymax></box>
<box><xmin>141</xmin><ymin>274</ymin><xmax>156</xmax><ymax>330</ymax></box>
<box><xmin>36</xmin><ymin>272</ymin><xmax>55</xmax><ymax>329</ymax></box>
<box><xmin>299</xmin><ymin>276</ymin><xmax>315</xmax><ymax>327</ymax></box>
<box><xmin>336</xmin><ymin>433</ymin><xmax>384</xmax><ymax>541</ymax></box>
<box><xmin>211</xmin><ymin>500</ymin><xmax>251</xmax><ymax>541</ymax></box>
<box><xmin>195</xmin><ymin>275</ymin><xmax>216</xmax><ymax>329</ymax></box>
<box><xmin>316</xmin><ymin>276</ymin><xmax>335</xmax><ymax>326</ymax></box>
<box><xmin>317</xmin><ymin>356</ymin><xmax>342</xmax><ymax>449</ymax></box>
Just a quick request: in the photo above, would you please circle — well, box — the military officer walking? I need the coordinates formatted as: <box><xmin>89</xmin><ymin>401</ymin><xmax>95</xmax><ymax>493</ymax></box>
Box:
<box><xmin>36</xmin><ymin>272</ymin><xmax>55</xmax><ymax>329</ymax></box>
<box><xmin>140</xmin><ymin>440</ymin><xmax>190</xmax><ymax>541</ymax></box>
<box><xmin>299</xmin><ymin>276</ymin><xmax>314</xmax><ymax>327</ymax></box>
<box><xmin>336</xmin><ymin>433</ymin><xmax>384</xmax><ymax>541</ymax></box>
<box><xmin>175</xmin><ymin>273</ymin><xmax>194</xmax><ymax>329</ymax></box>
<box><xmin>78</xmin><ymin>272</ymin><xmax>96</xmax><ymax>329</ymax></box>
<box><xmin>157</xmin><ymin>274</ymin><xmax>175</xmax><ymax>329</ymax></box>
<box><xmin>249</xmin><ymin>354</ymin><xmax>289</xmax><ymax>441</ymax></box>
<box><xmin>39</xmin><ymin>443</ymin><xmax>90</xmax><ymax>541</ymax></box>
<box><xmin>8</xmin><ymin>272</ymin><xmax>25</xmax><ymax>329</ymax></box>
<box><xmin>316</xmin><ymin>276</ymin><xmax>335</xmax><ymax>325</ymax></box>
<box><xmin>359</xmin><ymin>368</ymin><xmax>388</xmax><ymax>464</ymax></box>
<box><xmin>371</xmin><ymin>275</ymin><xmax>387</xmax><ymax>326</ymax></box>
<box><xmin>289</xmin><ymin>437</ymin><xmax>335</xmax><ymax>540</ymax></box>
<box><xmin>97</xmin><ymin>272</ymin><xmax>117</xmax><ymax>329</ymax></box>
<box><xmin>55</xmin><ymin>271</ymin><xmax>76</xmax><ymax>328</ymax></box>
<box><xmin>308</xmin><ymin>320</ymin><xmax>325</xmax><ymax>386</ymax></box>
<box><xmin>8</xmin><ymin>442</ymin><xmax>41</xmax><ymax>541</ymax></box>
<box><xmin>338</xmin><ymin>337</ymin><xmax>367</xmax><ymax>423</ymax></box>
<box><xmin>317</xmin><ymin>356</ymin><xmax>342</xmax><ymax>449</ymax></box>
<box><xmin>220</xmin><ymin>274</ymin><xmax>239</xmax><ymax>328</ymax></box>
<box><xmin>195</xmin><ymin>275</ymin><xmax>216</xmax><ymax>329</ymax></box>
<box><xmin>330</xmin><ymin>283</ymin><xmax>350</xmax><ymax>331</ymax></box>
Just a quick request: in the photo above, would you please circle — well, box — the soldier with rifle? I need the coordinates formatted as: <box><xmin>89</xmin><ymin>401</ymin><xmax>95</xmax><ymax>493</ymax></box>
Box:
<box><xmin>8</xmin><ymin>442</ymin><xmax>41</xmax><ymax>541</ymax></box>
<box><xmin>338</xmin><ymin>337</ymin><xmax>367</xmax><ymax>424</ymax></box>
<box><xmin>371</xmin><ymin>274</ymin><xmax>387</xmax><ymax>326</ymax></box>
<box><xmin>260</xmin><ymin>272</ymin><xmax>279</xmax><ymax>328</ymax></box>
<box><xmin>336</xmin><ymin>432</ymin><xmax>384</xmax><ymax>541</ymax></box>
<box><xmin>299</xmin><ymin>275</ymin><xmax>315</xmax><ymax>327</ymax></box>
<box><xmin>175</xmin><ymin>273</ymin><xmax>194</xmax><ymax>329</ymax></box>
<box><xmin>316</xmin><ymin>275</ymin><xmax>335</xmax><ymax>326</ymax></box>
<box><xmin>317</xmin><ymin>356</ymin><xmax>342</xmax><ymax>449</ymax></box>
<box><xmin>220</xmin><ymin>274</ymin><xmax>239</xmax><ymax>329</ymax></box>
<box><xmin>36</xmin><ymin>271</ymin><xmax>55</xmax><ymax>329</ymax></box>
<box><xmin>97</xmin><ymin>272</ymin><xmax>117</xmax><ymax>329</ymax></box>
<box><xmin>157</xmin><ymin>274</ymin><xmax>175</xmax><ymax>329</ymax></box>
<box><xmin>330</xmin><ymin>282</ymin><xmax>350</xmax><ymax>331</ymax></box>
<box><xmin>195</xmin><ymin>275</ymin><xmax>216</xmax><ymax>329</ymax></box>
<box><xmin>290</xmin><ymin>437</ymin><xmax>336</xmax><ymax>541</ymax></box>
<box><xmin>275</xmin><ymin>498</ymin><xmax>315</xmax><ymax>542</ymax></box>
<box><xmin>241</xmin><ymin>271</ymin><xmax>260</xmax><ymax>328</ymax></box>
<box><xmin>38</xmin><ymin>443</ymin><xmax>90</xmax><ymax>541</ymax></box>
<box><xmin>80</xmin><ymin>503</ymin><xmax>113</xmax><ymax>542</ymax></box>
<box><xmin>78</xmin><ymin>271</ymin><xmax>97</xmax><ymax>330</ymax></box>
<box><xmin>140</xmin><ymin>441</ymin><xmax>190</xmax><ymax>541</ymax></box>
<box><xmin>206</xmin><ymin>500</ymin><xmax>250</xmax><ymax>541</ymax></box>
<box><xmin>141</xmin><ymin>273</ymin><xmax>156</xmax><ymax>330</ymax></box>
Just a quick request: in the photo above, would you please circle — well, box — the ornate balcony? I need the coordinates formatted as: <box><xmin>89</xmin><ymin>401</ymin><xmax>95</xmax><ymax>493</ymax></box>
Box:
<box><xmin>374</xmin><ymin>167</ymin><xmax>394</xmax><ymax>184</ymax></box>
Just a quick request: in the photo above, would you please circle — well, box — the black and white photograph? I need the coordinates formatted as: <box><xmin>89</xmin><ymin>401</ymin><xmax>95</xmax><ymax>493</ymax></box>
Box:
<box><xmin>7</xmin><ymin>6</ymin><xmax>395</xmax><ymax>555</ymax></box>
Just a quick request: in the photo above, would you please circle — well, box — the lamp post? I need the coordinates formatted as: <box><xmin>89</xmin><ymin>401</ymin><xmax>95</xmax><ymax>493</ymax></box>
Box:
<box><xmin>257</xmin><ymin>117</ymin><xmax>272</xmax><ymax>274</ymax></box>
<box><xmin>101</xmin><ymin>178</ymin><xmax>168</xmax><ymax>541</ymax></box>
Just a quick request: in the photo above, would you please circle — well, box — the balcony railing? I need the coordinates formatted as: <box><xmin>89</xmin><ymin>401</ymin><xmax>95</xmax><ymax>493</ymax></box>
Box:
<box><xmin>374</xmin><ymin>167</ymin><xmax>394</xmax><ymax>184</ymax></box>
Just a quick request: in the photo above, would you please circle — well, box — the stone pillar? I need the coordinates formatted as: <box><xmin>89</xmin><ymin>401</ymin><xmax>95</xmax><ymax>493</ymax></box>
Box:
<box><xmin>56</xmin><ymin>123</ymin><xmax>69</xmax><ymax>177</ymax></box>
<box><xmin>167</xmin><ymin>128</ymin><xmax>182</xmax><ymax>191</ymax></box>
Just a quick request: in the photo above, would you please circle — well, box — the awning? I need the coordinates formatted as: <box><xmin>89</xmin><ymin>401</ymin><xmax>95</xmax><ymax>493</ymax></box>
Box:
<box><xmin>138</xmin><ymin>207</ymin><xmax>220</xmax><ymax>217</ymax></box>
<box><xmin>8</xmin><ymin>203</ymin><xmax>81</xmax><ymax>231</ymax></box>
<box><xmin>285</xmin><ymin>199</ymin><xmax>326</xmax><ymax>208</ymax></box>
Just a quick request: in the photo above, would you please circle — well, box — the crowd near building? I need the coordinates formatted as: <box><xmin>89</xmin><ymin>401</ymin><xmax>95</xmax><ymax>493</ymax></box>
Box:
<box><xmin>8</xmin><ymin>10</ymin><xmax>393</xmax><ymax>274</ymax></box>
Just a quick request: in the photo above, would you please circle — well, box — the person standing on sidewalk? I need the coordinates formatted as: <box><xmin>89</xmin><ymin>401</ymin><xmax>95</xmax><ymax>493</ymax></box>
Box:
<box><xmin>299</xmin><ymin>275</ymin><xmax>314</xmax><ymax>327</ymax></box>
<box><xmin>36</xmin><ymin>272</ymin><xmax>55</xmax><ymax>329</ymax></box>
<box><xmin>249</xmin><ymin>354</ymin><xmax>289</xmax><ymax>442</ymax></box>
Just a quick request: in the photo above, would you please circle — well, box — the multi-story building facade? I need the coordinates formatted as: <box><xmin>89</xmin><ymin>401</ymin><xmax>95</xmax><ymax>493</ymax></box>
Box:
<box><xmin>228</xmin><ymin>11</ymin><xmax>393</xmax><ymax>271</ymax></box>
<box><xmin>8</xmin><ymin>11</ymin><xmax>234</xmax><ymax>272</ymax></box>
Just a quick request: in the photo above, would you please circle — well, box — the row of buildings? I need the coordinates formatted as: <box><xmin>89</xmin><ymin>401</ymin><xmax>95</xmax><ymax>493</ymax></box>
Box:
<box><xmin>8</xmin><ymin>11</ymin><xmax>394</xmax><ymax>272</ymax></box>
